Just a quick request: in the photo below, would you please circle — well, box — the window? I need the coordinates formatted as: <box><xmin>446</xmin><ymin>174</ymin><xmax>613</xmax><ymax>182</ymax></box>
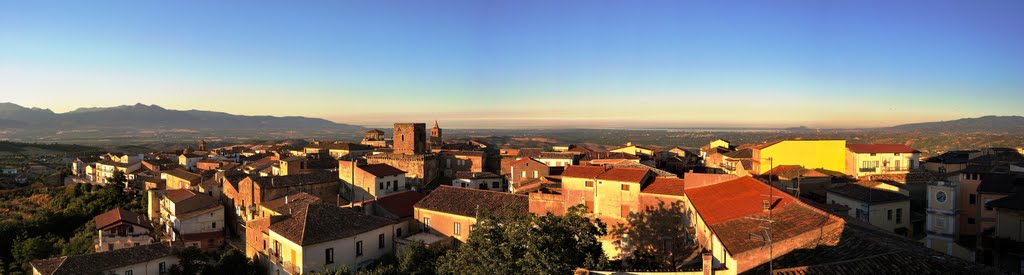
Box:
<box><xmin>585</xmin><ymin>181</ymin><xmax>594</xmax><ymax>187</ymax></box>
<box><xmin>356</xmin><ymin>241</ymin><xmax>363</xmax><ymax>256</ymax></box>
<box><xmin>968</xmin><ymin>218</ymin><xmax>976</xmax><ymax>224</ymax></box>
<box><xmin>108</xmin><ymin>244</ymin><xmax>114</xmax><ymax>251</ymax></box>
<box><xmin>325</xmin><ymin>248</ymin><xmax>334</xmax><ymax>264</ymax></box>
<box><xmin>469</xmin><ymin>225</ymin><xmax>475</xmax><ymax>233</ymax></box>
<box><xmin>896</xmin><ymin>208</ymin><xmax>903</xmax><ymax>224</ymax></box>
<box><xmin>379</xmin><ymin>233</ymin><xmax>386</xmax><ymax>248</ymax></box>
<box><xmin>492</xmin><ymin>181</ymin><xmax>500</xmax><ymax>189</ymax></box>
<box><xmin>454</xmin><ymin>223</ymin><xmax>462</xmax><ymax>236</ymax></box>
<box><xmin>585</xmin><ymin>201</ymin><xmax>594</xmax><ymax>213</ymax></box>
<box><xmin>159</xmin><ymin>262</ymin><xmax>167</xmax><ymax>272</ymax></box>
<box><xmin>212</xmin><ymin>222</ymin><xmax>216</xmax><ymax>229</ymax></box>
<box><xmin>887</xmin><ymin>209</ymin><xmax>893</xmax><ymax>220</ymax></box>
<box><xmin>125</xmin><ymin>270</ymin><xmax>132</xmax><ymax>275</ymax></box>
<box><xmin>396</xmin><ymin>228</ymin><xmax>403</xmax><ymax>238</ymax></box>
<box><xmin>870</xmin><ymin>153</ymin><xmax>876</xmax><ymax>156</ymax></box>
<box><xmin>985</xmin><ymin>199</ymin><xmax>994</xmax><ymax>211</ymax></box>
<box><xmin>621</xmin><ymin>205</ymin><xmax>630</xmax><ymax>218</ymax></box>
<box><xmin>521</xmin><ymin>171</ymin><xmax>526</xmax><ymax>178</ymax></box>
<box><xmin>621</xmin><ymin>184</ymin><xmax>630</xmax><ymax>191</ymax></box>
<box><xmin>380</xmin><ymin>182</ymin><xmax>384</xmax><ymax>189</ymax></box>
<box><xmin>894</xmin><ymin>153</ymin><xmax>901</xmax><ymax>156</ymax></box>
<box><xmin>970</xmin><ymin>194</ymin><xmax>976</xmax><ymax>204</ymax></box>
<box><xmin>424</xmin><ymin>217</ymin><xmax>431</xmax><ymax>232</ymax></box>
<box><xmin>134</xmin><ymin>243</ymin><xmax>139</xmax><ymax>247</ymax></box>
<box><xmin>128</xmin><ymin>226</ymin><xmax>134</xmax><ymax>233</ymax></box>
<box><xmin>533</xmin><ymin>171</ymin><xmax>538</xmax><ymax>178</ymax></box>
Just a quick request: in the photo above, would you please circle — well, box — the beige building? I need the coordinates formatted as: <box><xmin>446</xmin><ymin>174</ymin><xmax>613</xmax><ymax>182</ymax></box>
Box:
<box><xmin>413</xmin><ymin>186</ymin><xmax>528</xmax><ymax>243</ymax></box>
<box><xmin>826</xmin><ymin>181</ymin><xmax>911</xmax><ymax>235</ymax></box>
<box><xmin>247</xmin><ymin>203</ymin><xmax>397</xmax><ymax>274</ymax></box>
<box><xmin>339</xmin><ymin>162</ymin><xmax>408</xmax><ymax>201</ymax></box>
<box><xmin>156</xmin><ymin>189</ymin><xmax>225</xmax><ymax>250</ymax></box>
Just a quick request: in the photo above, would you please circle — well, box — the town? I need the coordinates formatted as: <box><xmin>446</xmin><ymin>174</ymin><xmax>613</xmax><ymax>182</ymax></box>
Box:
<box><xmin>2</xmin><ymin>120</ymin><xmax>1017</xmax><ymax>274</ymax></box>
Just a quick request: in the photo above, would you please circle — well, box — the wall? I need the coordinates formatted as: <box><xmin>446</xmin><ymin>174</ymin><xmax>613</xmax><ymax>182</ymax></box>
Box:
<box><xmin>414</xmin><ymin>208</ymin><xmax>477</xmax><ymax>243</ymax></box>
<box><xmin>365</xmin><ymin>154</ymin><xmax>438</xmax><ymax>188</ymax></box>
<box><xmin>847</xmin><ymin>151</ymin><xmax>921</xmax><ymax>177</ymax></box>
<box><xmin>959</xmin><ymin>173</ymin><xmax>982</xmax><ymax>236</ymax></box>
<box><xmin>995</xmin><ymin>208</ymin><xmax>1024</xmax><ymax>241</ymax></box>
<box><xmin>980</xmin><ymin>193</ymin><xmax>1008</xmax><ymax>233</ymax></box>
<box><xmin>510</xmin><ymin>160</ymin><xmax>549</xmax><ymax>186</ymax></box>
<box><xmin>758</xmin><ymin>140</ymin><xmax>846</xmax><ymax>174</ymax></box>
<box><xmin>826</xmin><ymin>192</ymin><xmax>909</xmax><ymax>234</ymax></box>
<box><xmin>393</xmin><ymin>123</ymin><xmax>427</xmax><ymax>155</ymax></box>
<box><xmin>529</xmin><ymin>192</ymin><xmax>566</xmax><ymax>216</ymax></box>
<box><xmin>96</xmin><ymin>224</ymin><xmax>153</xmax><ymax>252</ymax></box>
<box><xmin>298</xmin><ymin>225</ymin><xmax>395</xmax><ymax>273</ymax></box>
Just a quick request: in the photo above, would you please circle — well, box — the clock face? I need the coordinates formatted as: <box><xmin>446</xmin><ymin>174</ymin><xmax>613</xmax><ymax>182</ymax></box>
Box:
<box><xmin>936</xmin><ymin>191</ymin><xmax>947</xmax><ymax>203</ymax></box>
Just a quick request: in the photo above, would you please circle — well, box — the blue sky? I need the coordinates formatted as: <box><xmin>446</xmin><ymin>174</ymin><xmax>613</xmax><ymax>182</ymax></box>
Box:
<box><xmin>1</xmin><ymin>1</ymin><xmax>1023</xmax><ymax>128</ymax></box>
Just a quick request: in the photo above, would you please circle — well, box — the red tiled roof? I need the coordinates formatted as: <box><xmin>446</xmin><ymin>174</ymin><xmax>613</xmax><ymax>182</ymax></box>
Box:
<box><xmin>511</xmin><ymin>157</ymin><xmax>544</xmax><ymax>166</ymax></box>
<box><xmin>846</xmin><ymin>144</ymin><xmax>920</xmax><ymax>154</ymax></box>
<box><xmin>414</xmin><ymin>186</ymin><xmax>528</xmax><ymax>218</ymax></box>
<box><xmin>376</xmin><ymin>191</ymin><xmax>426</xmax><ymax>218</ymax></box>
<box><xmin>595</xmin><ymin>167</ymin><xmax>651</xmax><ymax>183</ymax></box>
<box><xmin>641</xmin><ymin>178</ymin><xmax>686</xmax><ymax>197</ymax></box>
<box><xmin>359</xmin><ymin>164</ymin><xmax>406</xmax><ymax>177</ymax></box>
<box><xmin>95</xmin><ymin>208</ymin><xmax>152</xmax><ymax>230</ymax></box>
<box><xmin>561</xmin><ymin>166</ymin><xmax>607</xmax><ymax>179</ymax></box>
<box><xmin>686</xmin><ymin>177</ymin><xmax>795</xmax><ymax>225</ymax></box>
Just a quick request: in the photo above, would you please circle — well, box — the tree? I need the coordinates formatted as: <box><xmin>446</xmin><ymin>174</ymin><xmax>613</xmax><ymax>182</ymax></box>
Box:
<box><xmin>611</xmin><ymin>200</ymin><xmax>695</xmax><ymax>270</ymax></box>
<box><xmin>396</xmin><ymin>241</ymin><xmax>447</xmax><ymax>274</ymax></box>
<box><xmin>206</xmin><ymin>249</ymin><xmax>264</xmax><ymax>275</ymax></box>
<box><xmin>438</xmin><ymin>205</ymin><xmax>609</xmax><ymax>274</ymax></box>
<box><xmin>106</xmin><ymin>170</ymin><xmax>128</xmax><ymax>188</ymax></box>
<box><xmin>169</xmin><ymin>247</ymin><xmax>209</xmax><ymax>275</ymax></box>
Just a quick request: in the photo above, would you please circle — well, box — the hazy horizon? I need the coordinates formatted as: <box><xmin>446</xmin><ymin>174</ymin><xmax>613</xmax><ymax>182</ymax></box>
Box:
<box><xmin>3</xmin><ymin>1</ymin><xmax>1023</xmax><ymax>128</ymax></box>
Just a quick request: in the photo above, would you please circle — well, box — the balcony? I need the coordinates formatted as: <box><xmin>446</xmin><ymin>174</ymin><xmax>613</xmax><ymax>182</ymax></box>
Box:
<box><xmin>859</xmin><ymin>167</ymin><xmax>877</xmax><ymax>173</ymax></box>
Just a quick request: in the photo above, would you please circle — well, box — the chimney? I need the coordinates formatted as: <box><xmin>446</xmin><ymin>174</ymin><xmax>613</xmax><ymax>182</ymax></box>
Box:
<box><xmin>702</xmin><ymin>252</ymin><xmax>713</xmax><ymax>275</ymax></box>
<box><xmin>285</xmin><ymin>195</ymin><xmax>289</xmax><ymax>205</ymax></box>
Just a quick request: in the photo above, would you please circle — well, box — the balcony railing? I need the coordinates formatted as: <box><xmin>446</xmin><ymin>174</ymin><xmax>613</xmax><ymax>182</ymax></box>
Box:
<box><xmin>859</xmin><ymin>167</ymin><xmax>877</xmax><ymax>172</ymax></box>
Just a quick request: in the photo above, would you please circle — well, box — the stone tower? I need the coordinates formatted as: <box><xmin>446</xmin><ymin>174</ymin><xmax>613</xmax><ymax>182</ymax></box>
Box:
<box><xmin>429</xmin><ymin>120</ymin><xmax>443</xmax><ymax>147</ymax></box>
<box><xmin>394</xmin><ymin>123</ymin><xmax>427</xmax><ymax>155</ymax></box>
<box><xmin>198</xmin><ymin>139</ymin><xmax>207</xmax><ymax>151</ymax></box>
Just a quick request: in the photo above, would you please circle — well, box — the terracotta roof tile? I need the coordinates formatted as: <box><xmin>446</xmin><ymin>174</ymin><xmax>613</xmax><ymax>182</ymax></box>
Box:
<box><xmin>376</xmin><ymin>191</ymin><xmax>426</xmax><ymax>218</ymax></box>
<box><xmin>94</xmin><ymin>208</ymin><xmax>152</xmax><ymax>230</ymax></box>
<box><xmin>269</xmin><ymin>203</ymin><xmax>396</xmax><ymax>246</ymax></box>
<box><xmin>414</xmin><ymin>185</ymin><xmax>528</xmax><ymax>218</ymax></box>
<box><xmin>846</xmin><ymin>144</ymin><xmax>920</xmax><ymax>154</ymax></box>
<box><xmin>30</xmin><ymin>243</ymin><xmax>178</xmax><ymax>275</ymax></box>
<box><xmin>561</xmin><ymin>166</ymin><xmax>608</xmax><ymax>179</ymax></box>
<box><xmin>595</xmin><ymin>167</ymin><xmax>651</xmax><ymax>183</ymax></box>
<box><xmin>640</xmin><ymin>178</ymin><xmax>686</xmax><ymax>197</ymax></box>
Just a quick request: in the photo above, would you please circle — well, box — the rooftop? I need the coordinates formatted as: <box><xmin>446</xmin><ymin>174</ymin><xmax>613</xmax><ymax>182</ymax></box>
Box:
<box><xmin>595</xmin><ymin>167</ymin><xmax>651</xmax><ymax>183</ymax></box>
<box><xmin>846</xmin><ymin>144</ymin><xmax>920</xmax><ymax>154</ymax></box>
<box><xmin>640</xmin><ymin>177</ymin><xmax>686</xmax><ymax>197</ymax></box>
<box><xmin>358</xmin><ymin>163</ymin><xmax>406</xmax><ymax>177</ymax></box>
<box><xmin>31</xmin><ymin>243</ymin><xmax>178</xmax><ymax>275</ymax></box>
<box><xmin>455</xmin><ymin>171</ymin><xmax>502</xmax><ymax>179</ymax></box>
<box><xmin>250</xmin><ymin>171</ymin><xmax>339</xmax><ymax>189</ymax></box>
<box><xmin>94</xmin><ymin>208</ymin><xmax>152</xmax><ymax>230</ymax></box>
<box><xmin>826</xmin><ymin>183</ymin><xmax>910</xmax><ymax>204</ymax></box>
<box><xmin>269</xmin><ymin>203</ymin><xmax>396</xmax><ymax>246</ymax></box>
<box><xmin>415</xmin><ymin>185</ymin><xmax>528</xmax><ymax>218</ymax></box>
<box><xmin>561</xmin><ymin>165</ymin><xmax>608</xmax><ymax>179</ymax></box>
<box><xmin>376</xmin><ymin>191</ymin><xmax>427</xmax><ymax>218</ymax></box>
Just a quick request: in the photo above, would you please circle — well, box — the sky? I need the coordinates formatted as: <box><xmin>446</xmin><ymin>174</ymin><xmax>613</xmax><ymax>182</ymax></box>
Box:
<box><xmin>1</xmin><ymin>1</ymin><xmax>1023</xmax><ymax>129</ymax></box>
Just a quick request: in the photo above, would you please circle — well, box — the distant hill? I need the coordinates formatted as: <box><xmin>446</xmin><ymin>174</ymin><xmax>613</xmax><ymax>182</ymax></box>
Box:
<box><xmin>888</xmin><ymin>116</ymin><xmax>1024</xmax><ymax>133</ymax></box>
<box><xmin>0</xmin><ymin>103</ymin><xmax>364</xmax><ymax>142</ymax></box>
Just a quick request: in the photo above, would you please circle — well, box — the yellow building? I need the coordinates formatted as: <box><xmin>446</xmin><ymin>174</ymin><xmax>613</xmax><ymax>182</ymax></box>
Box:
<box><xmin>753</xmin><ymin>140</ymin><xmax>846</xmax><ymax>175</ymax></box>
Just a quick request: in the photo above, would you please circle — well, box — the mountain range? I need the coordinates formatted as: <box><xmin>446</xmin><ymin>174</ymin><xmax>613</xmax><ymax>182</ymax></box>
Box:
<box><xmin>885</xmin><ymin>115</ymin><xmax>1024</xmax><ymax>133</ymax></box>
<box><xmin>0</xmin><ymin>102</ymin><xmax>362</xmax><ymax>133</ymax></box>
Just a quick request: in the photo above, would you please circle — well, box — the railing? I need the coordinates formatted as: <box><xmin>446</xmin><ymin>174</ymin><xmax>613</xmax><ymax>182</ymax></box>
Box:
<box><xmin>859</xmin><ymin>167</ymin><xmax>877</xmax><ymax>172</ymax></box>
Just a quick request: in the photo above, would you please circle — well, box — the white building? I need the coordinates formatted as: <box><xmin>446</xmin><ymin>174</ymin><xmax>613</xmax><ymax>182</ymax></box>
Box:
<box><xmin>158</xmin><ymin>189</ymin><xmax>225</xmax><ymax>250</ymax></box>
<box><xmin>845</xmin><ymin>144</ymin><xmax>921</xmax><ymax>178</ymax></box>
<box><xmin>452</xmin><ymin>171</ymin><xmax>507</xmax><ymax>192</ymax></box>
<box><xmin>94</xmin><ymin>208</ymin><xmax>154</xmax><ymax>252</ymax></box>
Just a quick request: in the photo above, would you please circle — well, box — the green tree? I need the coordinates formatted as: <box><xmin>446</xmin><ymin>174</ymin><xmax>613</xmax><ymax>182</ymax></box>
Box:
<box><xmin>205</xmin><ymin>249</ymin><xmax>264</xmax><ymax>275</ymax></box>
<box><xmin>611</xmin><ymin>200</ymin><xmax>695</xmax><ymax>270</ymax></box>
<box><xmin>106</xmin><ymin>170</ymin><xmax>128</xmax><ymax>188</ymax></box>
<box><xmin>438</xmin><ymin>205</ymin><xmax>609</xmax><ymax>274</ymax></box>
<box><xmin>396</xmin><ymin>241</ymin><xmax>447</xmax><ymax>274</ymax></box>
<box><xmin>169</xmin><ymin>247</ymin><xmax>210</xmax><ymax>275</ymax></box>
